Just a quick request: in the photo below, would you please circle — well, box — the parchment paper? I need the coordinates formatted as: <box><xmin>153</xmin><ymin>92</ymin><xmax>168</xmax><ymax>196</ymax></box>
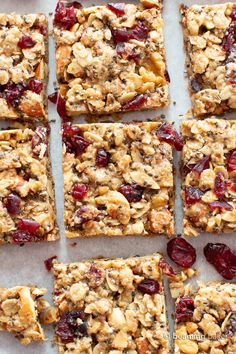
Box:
<box><xmin>0</xmin><ymin>0</ymin><xmax>234</xmax><ymax>353</ymax></box>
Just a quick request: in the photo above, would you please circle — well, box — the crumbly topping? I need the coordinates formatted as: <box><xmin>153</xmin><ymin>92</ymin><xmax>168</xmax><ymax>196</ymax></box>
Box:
<box><xmin>54</xmin><ymin>1</ymin><xmax>169</xmax><ymax>116</ymax></box>
<box><xmin>63</xmin><ymin>122</ymin><xmax>174</xmax><ymax>238</ymax></box>
<box><xmin>181</xmin><ymin>119</ymin><xmax>236</xmax><ymax>236</ymax></box>
<box><xmin>0</xmin><ymin>286</ymin><xmax>47</xmax><ymax>345</ymax></box>
<box><xmin>0</xmin><ymin>13</ymin><xmax>48</xmax><ymax>120</ymax></box>
<box><xmin>0</xmin><ymin>127</ymin><xmax>58</xmax><ymax>243</ymax></box>
<box><xmin>175</xmin><ymin>282</ymin><xmax>236</xmax><ymax>354</ymax></box>
<box><xmin>53</xmin><ymin>253</ymin><xmax>170</xmax><ymax>353</ymax></box>
<box><xmin>181</xmin><ymin>3</ymin><xmax>236</xmax><ymax>116</ymax></box>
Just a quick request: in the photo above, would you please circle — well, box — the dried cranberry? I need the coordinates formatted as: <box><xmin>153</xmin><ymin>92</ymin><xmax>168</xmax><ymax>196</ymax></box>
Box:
<box><xmin>18</xmin><ymin>219</ymin><xmax>40</xmax><ymax>233</ymax></box>
<box><xmin>37</xmin><ymin>25</ymin><xmax>47</xmax><ymax>36</ymax></box>
<box><xmin>44</xmin><ymin>256</ymin><xmax>57</xmax><ymax>271</ymax></box>
<box><xmin>96</xmin><ymin>148</ymin><xmax>110</xmax><ymax>167</ymax></box>
<box><xmin>116</xmin><ymin>43</ymin><xmax>140</xmax><ymax>63</ymax></box>
<box><xmin>167</xmin><ymin>238</ymin><xmax>196</xmax><ymax>268</ymax></box>
<box><xmin>119</xmin><ymin>183</ymin><xmax>144</xmax><ymax>203</ymax></box>
<box><xmin>48</xmin><ymin>91</ymin><xmax>58</xmax><ymax>104</ymax></box>
<box><xmin>28</xmin><ymin>79</ymin><xmax>43</xmax><ymax>94</ymax></box>
<box><xmin>62</xmin><ymin>123</ymin><xmax>90</xmax><ymax>155</ymax></box>
<box><xmin>62</xmin><ymin>123</ymin><xmax>82</xmax><ymax>139</ymax></box>
<box><xmin>75</xmin><ymin>206</ymin><xmax>94</xmax><ymax>225</ymax></box>
<box><xmin>56</xmin><ymin>311</ymin><xmax>87</xmax><ymax>343</ymax></box>
<box><xmin>32</xmin><ymin>126</ymin><xmax>49</xmax><ymax>156</ymax></box>
<box><xmin>226</xmin><ymin>180</ymin><xmax>236</xmax><ymax>192</ymax></box>
<box><xmin>224</xmin><ymin>314</ymin><xmax>236</xmax><ymax>337</ymax></box>
<box><xmin>208</xmin><ymin>201</ymin><xmax>233</xmax><ymax>211</ymax></box>
<box><xmin>214</xmin><ymin>172</ymin><xmax>226</xmax><ymax>199</ymax></box>
<box><xmin>231</xmin><ymin>9</ymin><xmax>236</xmax><ymax>21</ymax></box>
<box><xmin>137</xmin><ymin>279</ymin><xmax>160</xmax><ymax>294</ymax></box>
<box><xmin>190</xmin><ymin>74</ymin><xmax>203</xmax><ymax>92</ymax></box>
<box><xmin>191</xmin><ymin>155</ymin><xmax>210</xmax><ymax>175</ymax></box>
<box><xmin>155</xmin><ymin>123</ymin><xmax>184</xmax><ymax>151</ymax></box>
<box><xmin>159</xmin><ymin>258</ymin><xmax>176</xmax><ymax>277</ymax></box>
<box><xmin>88</xmin><ymin>264</ymin><xmax>103</xmax><ymax>288</ymax></box>
<box><xmin>204</xmin><ymin>243</ymin><xmax>236</xmax><ymax>280</ymax></box>
<box><xmin>185</xmin><ymin>186</ymin><xmax>204</xmax><ymax>205</ymax></box>
<box><xmin>122</xmin><ymin>94</ymin><xmax>147</xmax><ymax>111</ymax></box>
<box><xmin>5</xmin><ymin>82</ymin><xmax>27</xmax><ymax>108</ymax></box>
<box><xmin>54</xmin><ymin>2</ymin><xmax>77</xmax><ymax>30</ymax></box>
<box><xmin>107</xmin><ymin>3</ymin><xmax>125</xmax><ymax>16</ymax></box>
<box><xmin>67</xmin><ymin>1</ymin><xmax>82</xmax><ymax>9</ymax></box>
<box><xmin>57</xmin><ymin>94</ymin><xmax>68</xmax><ymax>119</ymax></box>
<box><xmin>227</xmin><ymin>150</ymin><xmax>236</xmax><ymax>172</ymax></box>
<box><xmin>4</xmin><ymin>193</ymin><xmax>21</xmax><ymax>215</ymax></box>
<box><xmin>175</xmin><ymin>296</ymin><xmax>194</xmax><ymax>322</ymax></box>
<box><xmin>222</xmin><ymin>23</ymin><xmax>236</xmax><ymax>52</ymax></box>
<box><xmin>71</xmin><ymin>183</ymin><xmax>88</xmax><ymax>200</ymax></box>
<box><xmin>18</xmin><ymin>35</ymin><xmax>36</xmax><ymax>49</ymax></box>
<box><xmin>72</xmin><ymin>135</ymin><xmax>91</xmax><ymax>155</ymax></box>
<box><xmin>12</xmin><ymin>230</ymin><xmax>33</xmax><ymax>244</ymax></box>
<box><xmin>112</xmin><ymin>21</ymin><xmax>148</xmax><ymax>44</ymax></box>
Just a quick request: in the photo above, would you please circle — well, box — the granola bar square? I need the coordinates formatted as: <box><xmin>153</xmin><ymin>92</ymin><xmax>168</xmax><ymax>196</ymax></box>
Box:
<box><xmin>0</xmin><ymin>286</ymin><xmax>47</xmax><ymax>345</ymax></box>
<box><xmin>53</xmin><ymin>0</ymin><xmax>169</xmax><ymax>117</ymax></box>
<box><xmin>53</xmin><ymin>254</ymin><xmax>170</xmax><ymax>353</ymax></box>
<box><xmin>0</xmin><ymin>127</ymin><xmax>58</xmax><ymax>244</ymax></box>
<box><xmin>174</xmin><ymin>282</ymin><xmax>236</xmax><ymax>354</ymax></box>
<box><xmin>62</xmin><ymin>122</ymin><xmax>174</xmax><ymax>238</ymax></box>
<box><xmin>0</xmin><ymin>13</ymin><xmax>48</xmax><ymax>121</ymax></box>
<box><xmin>181</xmin><ymin>119</ymin><xmax>236</xmax><ymax>236</ymax></box>
<box><xmin>181</xmin><ymin>3</ymin><xmax>236</xmax><ymax>117</ymax></box>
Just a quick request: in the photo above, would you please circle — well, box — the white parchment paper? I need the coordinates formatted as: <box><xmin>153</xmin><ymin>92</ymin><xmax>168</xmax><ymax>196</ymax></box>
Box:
<box><xmin>0</xmin><ymin>0</ymin><xmax>235</xmax><ymax>353</ymax></box>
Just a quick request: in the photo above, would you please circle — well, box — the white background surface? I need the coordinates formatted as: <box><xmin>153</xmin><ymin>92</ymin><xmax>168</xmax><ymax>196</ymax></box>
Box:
<box><xmin>0</xmin><ymin>0</ymin><xmax>235</xmax><ymax>353</ymax></box>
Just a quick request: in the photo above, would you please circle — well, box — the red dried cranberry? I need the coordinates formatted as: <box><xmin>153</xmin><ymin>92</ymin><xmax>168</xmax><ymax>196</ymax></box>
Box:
<box><xmin>116</xmin><ymin>43</ymin><xmax>140</xmax><ymax>63</ymax></box>
<box><xmin>57</xmin><ymin>94</ymin><xmax>68</xmax><ymax>119</ymax></box>
<box><xmin>222</xmin><ymin>23</ymin><xmax>236</xmax><ymax>52</ymax></box>
<box><xmin>224</xmin><ymin>314</ymin><xmax>236</xmax><ymax>337</ymax></box>
<box><xmin>131</xmin><ymin>21</ymin><xmax>149</xmax><ymax>41</ymax></box>
<box><xmin>44</xmin><ymin>256</ymin><xmax>57</xmax><ymax>271</ymax></box>
<box><xmin>18</xmin><ymin>218</ymin><xmax>40</xmax><ymax>233</ymax></box>
<box><xmin>226</xmin><ymin>180</ymin><xmax>236</xmax><ymax>192</ymax></box>
<box><xmin>122</xmin><ymin>94</ymin><xmax>147</xmax><ymax>111</ymax></box>
<box><xmin>28</xmin><ymin>79</ymin><xmax>43</xmax><ymax>94</ymax></box>
<box><xmin>88</xmin><ymin>264</ymin><xmax>103</xmax><ymax>288</ymax></box>
<box><xmin>208</xmin><ymin>201</ymin><xmax>233</xmax><ymax>211</ymax></box>
<box><xmin>56</xmin><ymin>311</ymin><xmax>87</xmax><ymax>343</ymax></box>
<box><xmin>185</xmin><ymin>186</ymin><xmax>204</xmax><ymax>205</ymax></box>
<box><xmin>54</xmin><ymin>2</ymin><xmax>77</xmax><ymax>30</ymax></box>
<box><xmin>204</xmin><ymin>243</ymin><xmax>236</xmax><ymax>280</ymax></box>
<box><xmin>112</xmin><ymin>28</ymin><xmax>131</xmax><ymax>43</ymax></box>
<box><xmin>75</xmin><ymin>206</ymin><xmax>93</xmax><ymax>225</ymax></box>
<box><xmin>191</xmin><ymin>155</ymin><xmax>210</xmax><ymax>175</ymax></box>
<box><xmin>227</xmin><ymin>150</ymin><xmax>236</xmax><ymax>172</ymax></box>
<box><xmin>67</xmin><ymin>1</ymin><xmax>82</xmax><ymax>9</ymax></box>
<box><xmin>137</xmin><ymin>279</ymin><xmax>160</xmax><ymax>294</ymax></box>
<box><xmin>214</xmin><ymin>172</ymin><xmax>226</xmax><ymax>199</ymax></box>
<box><xmin>175</xmin><ymin>296</ymin><xmax>194</xmax><ymax>322</ymax></box>
<box><xmin>62</xmin><ymin>123</ymin><xmax>82</xmax><ymax>139</ymax></box>
<box><xmin>112</xmin><ymin>21</ymin><xmax>148</xmax><ymax>44</ymax></box>
<box><xmin>96</xmin><ymin>148</ymin><xmax>110</xmax><ymax>167</ymax></box>
<box><xmin>62</xmin><ymin>123</ymin><xmax>89</xmax><ymax>155</ymax></box>
<box><xmin>48</xmin><ymin>91</ymin><xmax>58</xmax><ymax>104</ymax></box>
<box><xmin>119</xmin><ymin>184</ymin><xmax>144</xmax><ymax>203</ymax></box>
<box><xmin>32</xmin><ymin>126</ymin><xmax>49</xmax><ymax>156</ymax></box>
<box><xmin>5</xmin><ymin>82</ymin><xmax>27</xmax><ymax>108</ymax></box>
<box><xmin>72</xmin><ymin>183</ymin><xmax>88</xmax><ymax>200</ymax></box>
<box><xmin>107</xmin><ymin>3</ymin><xmax>125</xmax><ymax>16</ymax></box>
<box><xmin>167</xmin><ymin>238</ymin><xmax>196</xmax><ymax>268</ymax></box>
<box><xmin>159</xmin><ymin>258</ymin><xmax>176</xmax><ymax>277</ymax></box>
<box><xmin>155</xmin><ymin>123</ymin><xmax>184</xmax><ymax>151</ymax></box>
<box><xmin>37</xmin><ymin>25</ymin><xmax>47</xmax><ymax>36</ymax></box>
<box><xmin>18</xmin><ymin>35</ymin><xmax>36</xmax><ymax>49</ymax></box>
<box><xmin>4</xmin><ymin>193</ymin><xmax>21</xmax><ymax>215</ymax></box>
<box><xmin>72</xmin><ymin>135</ymin><xmax>91</xmax><ymax>155</ymax></box>
<box><xmin>12</xmin><ymin>230</ymin><xmax>33</xmax><ymax>244</ymax></box>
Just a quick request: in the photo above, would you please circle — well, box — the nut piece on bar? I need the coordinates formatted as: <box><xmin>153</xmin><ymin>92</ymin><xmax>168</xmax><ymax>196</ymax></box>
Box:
<box><xmin>62</xmin><ymin>122</ymin><xmax>175</xmax><ymax>238</ymax></box>
<box><xmin>174</xmin><ymin>282</ymin><xmax>236</xmax><ymax>354</ymax></box>
<box><xmin>0</xmin><ymin>13</ymin><xmax>48</xmax><ymax>121</ymax></box>
<box><xmin>53</xmin><ymin>253</ymin><xmax>170</xmax><ymax>353</ymax></box>
<box><xmin>0</xmin><ymin>286</ymin><xmax>47</xmax><ymax>345</ymax></box>
<box><xmin>181</xmin><ymin>119</ymin><xmax>236</xmax><ymax>236</ymax></box>
<box><xmin>0</xmin><ymin>127</ymin><xmax>58</xmax><ymax>244</ymax></box>
<box><xmin>53</xmin><ymin>1</ymin><xmax>169</xmax><ymax>117</ymax></box>
<box><xmin>181</xmin><ymin>3</ymin><xmax>236</xmax><ymax>117</ymax></box>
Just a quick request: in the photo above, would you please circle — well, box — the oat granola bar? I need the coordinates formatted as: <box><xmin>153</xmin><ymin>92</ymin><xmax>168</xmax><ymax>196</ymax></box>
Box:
<box><xmin>174</xmin><ymin>282</ymin><xmax>236</xmax><ymax>354</ymax></box>
<box><xmin>0</xmin><ymin>13</ymin><xmax>48</xmax><ymax>120</ymax></box>
<box><xmin>181</xmin><ymin>3</ymin><xmax>236</xmax><ymax>117</ymax></box>
<box><xmin>0</xmin><ymin>127</ymin><xmax>58</xmax><ymax>244</ymax></box>
<box><xmin>63</xmin><ymin>122</ymin><xmax>175</xmax><ymax>238</ymax></box>
<box><xmin>53</xmin><ymin>0</ymin><xmax>169</xmax><ymax>117</ymax></box>
<box><xmin>0</xmin><ymin>286</ymin><xmax>47</xmax><ymax>345</ymax></box>
<box><xmin>53</xmin><ymin>253</ymin><xmax>170</xmax><ymax>353</ymax></box>
<box><xmin>181</xmin><ymin>118</ymin><xmax>236</xmax><ymax>236</ymax></box>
